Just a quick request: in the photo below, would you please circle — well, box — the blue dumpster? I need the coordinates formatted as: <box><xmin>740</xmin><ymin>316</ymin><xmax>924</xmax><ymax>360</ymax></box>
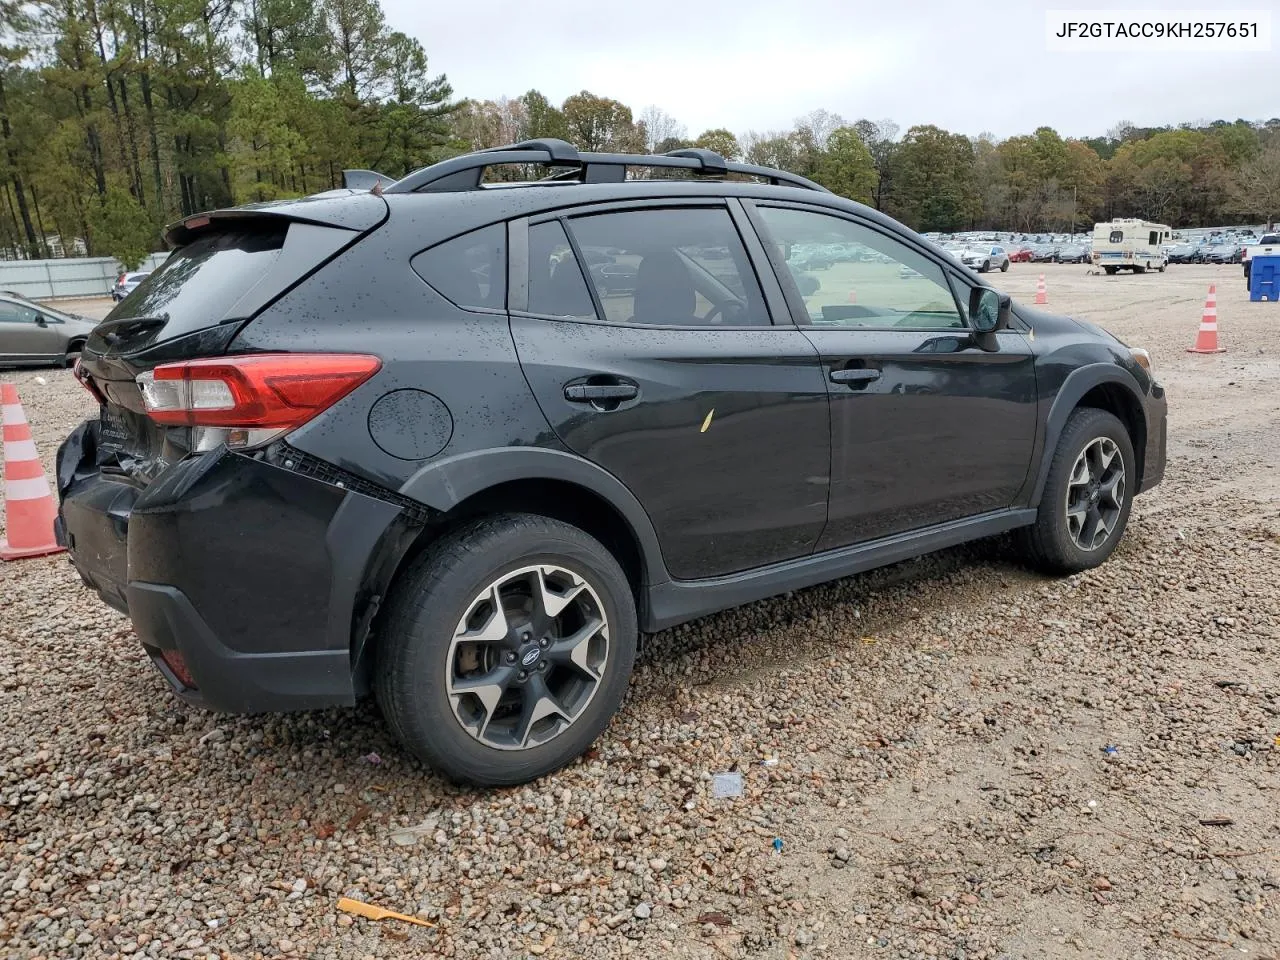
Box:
<box><xmin>1250</xmin><ymin>254</ymin><xmax>1280</xmax><ymax>302</ymax></box>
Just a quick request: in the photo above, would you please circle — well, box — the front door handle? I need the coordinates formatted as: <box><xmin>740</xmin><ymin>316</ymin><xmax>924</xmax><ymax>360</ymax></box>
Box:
<box><xmin>829</xmin><ymin>367</ymin><xmax>882</xmax><ymax>386</ymax></box>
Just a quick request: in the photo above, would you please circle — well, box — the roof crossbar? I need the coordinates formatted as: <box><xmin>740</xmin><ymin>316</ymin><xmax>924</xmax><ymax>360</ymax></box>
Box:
<box><xmin>383</xmin><ymin>139</ymin><xmax>828</xmax><ymax>194</ymax></box>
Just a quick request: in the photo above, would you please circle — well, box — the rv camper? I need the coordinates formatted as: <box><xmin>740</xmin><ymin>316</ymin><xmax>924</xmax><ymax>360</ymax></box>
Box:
<box><xmin>1091</xmin><ymin>219</ymin><xmax>1171</xmax><ymax>274</ymax></box>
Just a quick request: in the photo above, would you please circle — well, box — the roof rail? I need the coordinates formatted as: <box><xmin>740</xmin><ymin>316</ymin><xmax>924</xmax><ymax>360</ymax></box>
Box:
<box><xmin>383</xmin><ymin>140</ymin><xmax>828</xmax><ymax>195</ymax></box>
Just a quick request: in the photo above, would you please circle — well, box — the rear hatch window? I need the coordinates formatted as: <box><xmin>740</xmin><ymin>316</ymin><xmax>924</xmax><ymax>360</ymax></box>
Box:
<box><xmin>100</xmin><ymin>222</ymin><xmax>288</xmax><ymax>349</ymax></box>
<box><xmin>79</xmin><ymin>205</ymin><xmax>384</xmax><ymax>486</ymax></box>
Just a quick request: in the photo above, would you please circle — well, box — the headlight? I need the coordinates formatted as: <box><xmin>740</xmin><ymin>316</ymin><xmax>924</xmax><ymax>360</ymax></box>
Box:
<box><xmin>1129</xmin><ymin>347</ymin><xmax>1151</xmax><ymax>372</ymax></box>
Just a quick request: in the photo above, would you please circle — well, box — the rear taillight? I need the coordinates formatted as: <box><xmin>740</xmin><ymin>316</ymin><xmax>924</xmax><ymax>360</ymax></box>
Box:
<box><xmin>116</xmin><ymin>274</ymin><xmax>126</xmax><ymax>285</ymax></box>
<box><xmin>137</xmin><ymin>353</ymin><xmax>380</xmax><ymax>450</ymax></box>
<box><xmin>73</xmin><ymin>358</ymin><xmax>107</xmax><ymax>405</ymax></box>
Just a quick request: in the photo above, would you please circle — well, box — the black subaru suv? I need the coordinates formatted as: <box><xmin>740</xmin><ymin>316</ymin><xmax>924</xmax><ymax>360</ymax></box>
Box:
<box><xmin>57</xmin><ymin>141</ymin><xmax>1166</xmax><ymax>786</ymax></box>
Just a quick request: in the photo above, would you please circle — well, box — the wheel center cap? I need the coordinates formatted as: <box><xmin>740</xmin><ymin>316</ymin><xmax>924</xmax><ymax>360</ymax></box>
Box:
<box><xmin>520</xmin><ymin>647</ymin><xmax>542</xmax><ymax>668</ymax></box>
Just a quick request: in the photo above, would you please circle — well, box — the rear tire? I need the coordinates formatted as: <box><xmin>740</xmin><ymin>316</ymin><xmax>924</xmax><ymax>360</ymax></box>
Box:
<box><xmin>375</xmin><ymin>513</ymin><xmax>637</xmax><ymax>786</ymax></box>
<box><xmin>1017</xmin><ymin>407</ymin><xmax>1135</xmax><ymax>575</ymax></box>
<box><xmin>1000</xmin><ymin>259</ymin><xmax>1009</xmax><ymax>272</ymax></box>
<box><xmin>1103</xmin><ymin>266</ymin><xmax>1117</xmax><ymax>275</ymax></box>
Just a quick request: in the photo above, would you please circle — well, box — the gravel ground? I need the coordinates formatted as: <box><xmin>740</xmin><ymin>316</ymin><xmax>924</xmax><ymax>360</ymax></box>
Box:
<box><xmin>2</xmin><ymin>266</ymin><xmax>1278</xmax><ymax>960</ymax></box>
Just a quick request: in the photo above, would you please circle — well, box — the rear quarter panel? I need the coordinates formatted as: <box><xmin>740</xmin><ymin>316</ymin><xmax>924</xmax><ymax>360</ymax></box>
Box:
<box><xmin>230</xmin><ymin>199</ymin><xmax>559</xmax><ymax>494</ymax></box>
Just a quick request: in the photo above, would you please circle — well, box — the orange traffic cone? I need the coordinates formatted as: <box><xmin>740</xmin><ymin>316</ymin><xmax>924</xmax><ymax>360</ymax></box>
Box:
<box><xmin>847</xmin><ymin>289</ymin><xmax>857</xmax><ymax>304</ymax></box>
<box><xmin>1187</xmin><ymin>285</ymin><xmax>1225</xmax><ymax>354</ymax></box>
<box><xmin>1</xmin><ymin>382</ymin><xmax>65</xmax><ymax>560</ymax></box>
<box><xmin>1034</xmin><ymin>274</ymin><xmax>1048</xmax><ymax>305</ymax></box>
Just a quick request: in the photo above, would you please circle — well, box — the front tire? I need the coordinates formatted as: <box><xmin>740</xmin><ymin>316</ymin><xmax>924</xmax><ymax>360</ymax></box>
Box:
<box><xmin>1017</xmin><ymin>408</ymin><xmax>1135</xmax><ymax>575</ymax></box>
<box><xmin>376</xmin><ymin>514</ymin><xmax>637</xmax><ymax>786</ymax></box>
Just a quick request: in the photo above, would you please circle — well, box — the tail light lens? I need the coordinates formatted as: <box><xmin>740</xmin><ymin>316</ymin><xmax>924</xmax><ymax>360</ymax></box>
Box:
<box><xmin>73</xmin><ymin>358</ymin><xmax>107</xmax><ymax>405</ymax></box>
<box><xmin>137</xmin><ymin>353</ymin><xmax>381</xmax><ymax>450</ymax></box>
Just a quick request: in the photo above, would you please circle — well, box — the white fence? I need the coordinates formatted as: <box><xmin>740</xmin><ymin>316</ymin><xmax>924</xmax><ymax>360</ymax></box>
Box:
<box><xmin>0</xmin><ymin>253</ymin><xmax>170</xmax><ymax>300</ymax></box>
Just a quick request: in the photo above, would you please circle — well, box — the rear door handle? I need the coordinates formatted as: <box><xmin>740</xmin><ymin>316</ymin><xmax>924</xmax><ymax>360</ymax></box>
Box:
<box><xmin>563</xmin><ymin>381</ymin><xmax>639</xmax><ymax>403</ymax></box>
<box><xmin>829</xmin><ymin>368</ymin><xmax>881</xmax><ymax>386</ymax></box>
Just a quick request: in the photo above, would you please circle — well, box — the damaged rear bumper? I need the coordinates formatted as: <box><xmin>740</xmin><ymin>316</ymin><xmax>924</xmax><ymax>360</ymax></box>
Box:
<box><xmin>55</xmin><ymin>422</ymin><xmax>417</xmax><ymax>714</ymax></box>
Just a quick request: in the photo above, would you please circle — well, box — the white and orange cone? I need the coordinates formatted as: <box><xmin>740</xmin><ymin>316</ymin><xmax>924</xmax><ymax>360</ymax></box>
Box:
<box><xmin>1</xmin><ymin>382</ymin><xmax>64</xmax><ymax>560</ymax></box>
<box><xmin>847</xmin><ymin>289</ymin><xmax>857</xmax><ymax>304</ymax></box>
<box><xmin>1034</xmin><ymin>274</ymin><xmax>1048</xmax><ymax>305</ymax></box>
<box><xmin>1187</xmin><ymin>285</ymin><xmax>1226</xmax><ymax>354</ymax></box>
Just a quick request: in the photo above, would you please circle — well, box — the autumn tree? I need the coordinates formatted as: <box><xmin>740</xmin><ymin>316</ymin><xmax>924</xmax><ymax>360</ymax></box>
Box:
<box><xmin>889</xmin><ymin>125</ymin><xmax>979</xmax><ymax>232</ymax></box>
<box><xmin>813</xmin><ymin>127</ymin><xmax>875</xmax><ymax>203</ymax></box>
<box><xmin>561</xmin><ymin>91</ymin><xmax>641</xmax><ymax>152</ymax></box>
<box><xmin>693</xmin><ymin>128</ymin><xmax>738</xmax><ymax>161</ymax></box>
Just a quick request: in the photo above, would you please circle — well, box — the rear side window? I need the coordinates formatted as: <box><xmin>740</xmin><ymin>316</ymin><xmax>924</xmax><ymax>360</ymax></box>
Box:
<box><xmin>527</xmin><ymin>221</ymin><xmax>597</xmax><ymax>319</ymax></box>
<box><xmin>566</xmin><ymin>208</ymin><xmax>770</xmax><ymax>327</ymax></box>
<box><xmin>412</xmin><ymin>224</ymin><xmax>506</xmax><ymax>310</ymax></box>
<box><xmin>110</xmin><ymin>223</ymin><xmax>287</xmax><ymax>329</ymax></box>
<box><xmin>1110</xmin><ymin>231</ymin><xmax>1123</xmax><ymax>243</ymax></box>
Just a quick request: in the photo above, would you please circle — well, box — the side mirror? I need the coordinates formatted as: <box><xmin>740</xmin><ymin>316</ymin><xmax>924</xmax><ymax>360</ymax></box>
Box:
<box><xmin>969</xmin><ymin>287</ymin><xmax>1010</xmax><ymax>334</ymax></box>
<box><xmin>34</xmin><ymin>314</ymin><xmax>48</xmax><ymax>327</ymax></box>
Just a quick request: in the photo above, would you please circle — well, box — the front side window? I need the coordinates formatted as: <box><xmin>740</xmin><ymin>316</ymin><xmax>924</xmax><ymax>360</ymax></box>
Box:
<box><xmin>566</xmin><ymin>208</ymin><xmax>770</xmax><ymax>327</ymax></box>
<box><xmin>0</xmin><ymin>300</ymin><xmax>39</xmax><ymax>324</ymax></box>
<box><xmin>757</xmin><ymin>206</ymin><xmax>964</xmax><ymax>329</ymax></box>
<box><xmin>412</xmin><ymin>223</ymin><xmax>506</xmax><ymax>310</ymax></box>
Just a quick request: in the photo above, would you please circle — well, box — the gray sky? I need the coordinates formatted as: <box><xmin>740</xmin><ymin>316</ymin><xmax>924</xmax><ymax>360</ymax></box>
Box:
<box><xmin>381</xmin><ymin>0</ymin><xmax>1277</xmax><ymax>141</ymax></box>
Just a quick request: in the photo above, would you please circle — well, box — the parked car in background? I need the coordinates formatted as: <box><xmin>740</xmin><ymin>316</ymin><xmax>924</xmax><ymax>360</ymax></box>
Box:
<box><xmin>1165</xmin><ymin>243</ymin><xmax>1197</xmax><ymax>264</ymax></box>
<box><xmin>1009</xmin><ymin>246</ymin><xmax>1034</xmax><ymax>263</ymax></box>
<box><xmin>589</xmin><ymin>261</ymin><xmax>639</xmax><ymax>294</ymax></box>
<box><xmin>57</xmin><ymin>139</ymin><xmax>1168</xmax><ymax>787</ymax></box>
<box><xmin>111</xmin><ymin>271</ymin><xmax>151</xmax><ymax>301</ymax></box>
<box><xmin>1056</xmin><ymin>244</ymin><xmax>1089</xmax><ymax>264</ymax></box>
<box><xmin>0</xmin><ymin>293</ymin><xmax>98</xmax><ymax>367</ymax></box>
<box><xmin>958</xmin><ymin>244</ymin><xmax>1010</xmax><ymax>273</ymax></box>
<box><xmin>1029</xmin><ymin>244</ymin><xmax>1059</xmax><ymax>263</ymax></box>
<box><xmin>1202</xmin><ymin>243</ymin><xmax>1243</xmax><ymax>265</ymax></box>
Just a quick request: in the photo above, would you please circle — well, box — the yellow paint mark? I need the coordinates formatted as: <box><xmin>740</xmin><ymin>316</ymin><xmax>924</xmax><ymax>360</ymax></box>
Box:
<box><xmin>700</xmin><ymin>409</ymin><xmax>715</xmax><ymax>433</ymax></box>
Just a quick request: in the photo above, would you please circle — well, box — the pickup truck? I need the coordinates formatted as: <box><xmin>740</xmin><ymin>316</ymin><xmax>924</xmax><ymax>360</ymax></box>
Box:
<box><xmin>1243</xmin><ymin>234</ymin><xmax>1280</xmax><ymax>291</ymax></box>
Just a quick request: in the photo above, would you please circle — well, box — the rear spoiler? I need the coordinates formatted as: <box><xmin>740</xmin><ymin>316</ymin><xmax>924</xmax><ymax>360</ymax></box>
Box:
<box><xmin>163</xmin><ymin>193</ymin><xmax>389</xmax><ymax>249</ymax></box>
<box><xmin>342</xmin><ymin>169</ymin><xmax>394</xmax><ymax>192</ymax></box>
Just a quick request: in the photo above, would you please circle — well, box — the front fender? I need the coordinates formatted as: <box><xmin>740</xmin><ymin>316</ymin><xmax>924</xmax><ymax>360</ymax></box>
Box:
<box><xmin>1026</xmin><ymin>363</ymin><xmax>1148</xmax><ymax>508</ymax></box>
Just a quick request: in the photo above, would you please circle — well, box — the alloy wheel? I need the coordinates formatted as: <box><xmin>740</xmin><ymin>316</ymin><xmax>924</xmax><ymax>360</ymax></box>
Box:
<box><xmin>446</xmin><ymin>565</ymin><xmax>609</xmax><ymax>750</ymax></box>
<box><xmin>1065</xmin><ymin>437</ymin><xmax>1126</xmax><ymax>551</ymax></box>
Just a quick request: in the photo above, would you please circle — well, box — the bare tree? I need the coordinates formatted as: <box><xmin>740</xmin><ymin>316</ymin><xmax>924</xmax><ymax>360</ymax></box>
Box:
<box><xmin>1234</xmin><ymin>144</ymin><xmax>1280</xmax><ymax>229</ymax></box>
<box><xmin>638</xmin><ymin>106</ymin><xmax>686</xmax><ymax>152</ymax></box>
<box><xmin>853</xmin><ymin>118</ymin><xmax>899</xmax><ymax>211</ymax></box>
<box><xmin>794</xmin><ymin>109</ymin><xmax>845</xmax><ymax>149</ymax></box>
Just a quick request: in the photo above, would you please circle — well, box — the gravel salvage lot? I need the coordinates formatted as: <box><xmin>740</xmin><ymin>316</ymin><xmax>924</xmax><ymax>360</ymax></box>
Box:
<box><xmin>2</xmin><ymin>264</ymin><xmax>1278</xmax><ymax>960</ymax></box>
